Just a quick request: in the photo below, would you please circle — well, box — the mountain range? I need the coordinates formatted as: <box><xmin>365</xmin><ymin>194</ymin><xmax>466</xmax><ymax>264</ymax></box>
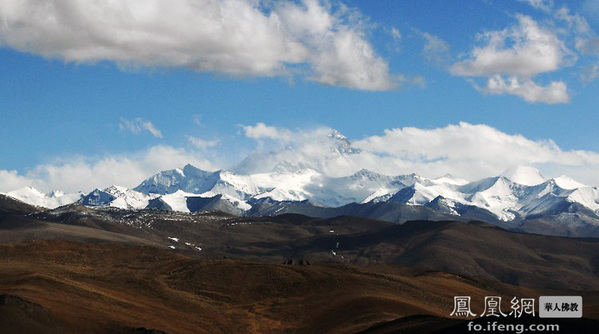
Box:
<box><xmin>3</xmin><ymin>129</ymin><xmax>599</xmax><ymax>237</ymax></box>
<box><xmin>4</xmin><ymin>163</ymin><xmax>599</xmax><ymax>237</ymax></box>
<box><xmin>2</xmin><ymin>158</ymin><xmax>599</xmax><ymax>332</ymax></box>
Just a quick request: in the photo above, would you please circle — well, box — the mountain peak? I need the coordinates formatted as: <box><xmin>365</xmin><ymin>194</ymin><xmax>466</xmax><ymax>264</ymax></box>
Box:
<box><xmin>500</xmin><ymin>165</ymin><xmax>545</xmax><ymax>186</ymax></box>
<box><xmin>182</xmin><ymin>164</ymin><xmax>204</xmax><ymax>174</ymax></box>
<box><xmin>328</xmin><ymin>129</ymin><xmax>362</xmax><ymax>156</ymax></box>
<box><xmin>553</xmin><ymin>175</ymin><xmax>587</xmax><ymax>190</ymax></box>
<box><xmin>7</xmin><ymin>186</ymin><xmax>83</xmax><ymax>209</ymax></box>
<box><xmin>353</xmin><ymin>168</ymin><xmax>378</xmax><ymax>176</ymax></box>
<box><xmin>328</xmin><ymin>129</ymin><xmax>348</xmax><ymax>141</ymax></box>
<box><xmin>433</xmin><ymin>174</ymin><xmax>469</xmax><ymax>186</ymax></box>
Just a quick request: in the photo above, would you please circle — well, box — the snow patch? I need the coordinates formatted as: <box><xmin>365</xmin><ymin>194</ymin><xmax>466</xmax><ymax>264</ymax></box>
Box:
<box><xmin>501</xmin><ymin>166</ymin><xmax>545</xmax><ymax>186</ymax></box>
<box><xmin>553</xmin><ymin>176</ymin><xmax>587</xmax><ymax>190</ymax></box>
<box><xmin>7</xmin><ymin>187</ymin><xmax>83</xmax><ymax>209</ymax></box>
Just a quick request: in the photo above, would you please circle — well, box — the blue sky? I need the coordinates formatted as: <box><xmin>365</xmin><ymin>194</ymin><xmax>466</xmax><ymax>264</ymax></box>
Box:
<box><xmin>1</xmin><ymin>0</ymin><xmax>599</xmax><ymax>192</ymax></box>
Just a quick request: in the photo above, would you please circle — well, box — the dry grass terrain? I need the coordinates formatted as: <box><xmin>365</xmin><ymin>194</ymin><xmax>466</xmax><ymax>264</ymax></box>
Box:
<box><xmin>1</xmin><ymin>196</ymin><xmax>598</xmax><ymax>333</ymax></box>
<box><xmin>1</xmin><ymin>240</ymin><xmax>598</xmax><ymax>333</ymax></box>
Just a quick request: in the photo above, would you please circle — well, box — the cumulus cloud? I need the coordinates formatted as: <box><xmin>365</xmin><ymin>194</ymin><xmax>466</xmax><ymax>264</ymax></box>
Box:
<box><xmin>451</xmin><ymin>15</ymin><xmax>569</xmax><ymax>77</ymax></box>
<box><xmin>4</xmin><ymin>123</ymin><xmax>599</xmax><ymax>192</ymax></box>
<box><xmin>236</xmin><ymin>124</ymin><xmax>360</xmax><ymax>175</ymax></box>
<box><xmin>519</xmin><ymin>2</ymin><xmax>599</xmax><ymax>87</ymax></box>
<box><xmin>241</xmin><ymin>123</ymin><xmax>294</xmax><ymax>141</ymax></box>
<box><xmin>0</xmin><ymin>0</ymin><xmax>396</xmax><ymax>91</ymax></box>
<box><xmin>238</xmin><ymin>122</ymin><xmax>599</xmax><ymax>185</ymax></box>
<box><xmin>0</xmin><ymin>145</ymin><xmax>216</xmax><ymax>193</ymax></box>
<box><xmin>355</xmin><ymin>122</ymin><xmax>593</xmax><ymax>165</ymax></box>
<box><xmin>119</xmin><ymin>118</ymin><xmax>163</xmax><ymax>138</ymax></box>
<box><xmin>0</xmin><ymin>170</ymin><xmax>33</xmax><ymax>193</ymax></box>
<box><xmin>303</xmin><ymin>22</ymin><xmax>395</xmax><ymax>90</ymax></box>
<box><xmin>353</xmin><ymin>122</ymin><xmax>599</xmax><ymax>183</ymax></box>
<box><xmin>187</xmin><ymin>136</ymin><xmax>219</xmax><ymax>149</ymax></box>
<box><xmin>476</xmin><ymin>75</ymin><xmax>569</xmax><ymax>103</ymax></box>
<box><xmin>451</xmin><ymin>15</ymin><xmax>573</xmax><ymax>104</ymax></box>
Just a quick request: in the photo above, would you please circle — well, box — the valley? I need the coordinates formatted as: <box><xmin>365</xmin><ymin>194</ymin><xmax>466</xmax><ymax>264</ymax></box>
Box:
<box><xmin>1</xmin><ymin>194</ymin><xmax>598</xmax><ymax>333</ymax></box>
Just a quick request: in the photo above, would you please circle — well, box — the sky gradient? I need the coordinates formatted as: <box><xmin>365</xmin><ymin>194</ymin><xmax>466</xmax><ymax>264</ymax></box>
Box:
<box><xmin>1</xmin><ymin>0</ymin><xmax>599</xmax><ymax>192</ymax></box>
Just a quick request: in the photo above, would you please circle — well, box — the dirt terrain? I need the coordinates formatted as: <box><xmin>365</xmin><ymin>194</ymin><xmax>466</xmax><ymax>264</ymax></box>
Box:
<box><xmin>0</xmin><ymin>196</ymin><xmax>598</xmax><ymax>333</ymax></box>
<box><xmin>2</xmin><ymin>240</ymin><xmax>597</xmax><ymax>333</ymax></box>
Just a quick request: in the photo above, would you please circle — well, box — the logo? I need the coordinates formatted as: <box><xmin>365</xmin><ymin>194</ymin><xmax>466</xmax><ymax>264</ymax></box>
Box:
<box><xmin>450</xmin><ymin>295</ymin><xmax>583</xmax><ymax>319</ymax></box>
<box><xmin>539</xmin><ymin>296</ymin><xmax>583</xmax><ymax>318</ymax></box>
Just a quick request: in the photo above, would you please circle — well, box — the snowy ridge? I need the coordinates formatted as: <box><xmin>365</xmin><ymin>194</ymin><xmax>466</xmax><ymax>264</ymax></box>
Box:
<box><xmin>500</xmin><ymin>165</ymin><xmax>545</xmax><ymax>186</ymax></box>
<box><xmin>7</xmin><ymin>187</ymin><xmax>83</xmax><ymax>209</ymax></box>
<box><xmin>97</xmin><ymin>164</ymin><xmax>599</xmax><ymax>222</ymax></box>
<box><xmin>6</xmin><ymin>164</ymin><xmax>599</xmax><ymax>225</ymax></box>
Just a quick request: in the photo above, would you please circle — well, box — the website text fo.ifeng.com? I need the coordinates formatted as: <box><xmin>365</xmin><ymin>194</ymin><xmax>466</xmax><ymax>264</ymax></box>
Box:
<box><xmin>449</xmin><ymin>295</ymin><xmax>583</xmax><ymax>333</ymax></box>
<box><xmin>467</xmin><ymin>321</ymin><xmax>559</xmax><ymax>333</ymax></box>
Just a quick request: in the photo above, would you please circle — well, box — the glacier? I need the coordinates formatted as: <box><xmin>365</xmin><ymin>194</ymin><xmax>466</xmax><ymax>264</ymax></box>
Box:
<box><xmin>6</xmin><ymin>164</ymin><xmax>599</xmax><ymax>229</ymax></box>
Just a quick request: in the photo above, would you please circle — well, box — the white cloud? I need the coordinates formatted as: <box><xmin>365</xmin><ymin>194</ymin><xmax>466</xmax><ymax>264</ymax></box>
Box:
<box><xmin>581</xmin><ymin>64</ymin><xmax>599</xmax><ymax>83</ymax></box>
<box><xmin>421</xmin><ymin>32</ymin><xmax>450</xmax><ymax>65</ymax></box>
<box><xmin>577</xmin><ymin>38</ymin><xmax>599</xmax><ymax>55</ymax></box>
<box><xmin>353</xmin><ymin>122</ymin><xmax>599</xmax><ymax>183</ymax></box>
<box><xmin>391</xmin><ymin>28</ymin><xmax>401</xmax><ymax>42</ymax></box>
<box><xmin>476</xmin><ymin>75</ymin><xmax>569</xmax><ymax>104</ymax></box>
<box><xmin>518</xmin><ymin>0</ymin><xmax>554</xmax><ymax>13</ymax></box>
<box><xmin>451</xmin><ymin>15</ymin><xmax>569</xmax><ymax>77</ymax></box>
<box><xmin>187</xmin><ymin>136</ymin><xmax>219</xmax><ymax>149</ymax></box>
<box><xmin>236</xmin><ymin>124</ymin><xmax>361</xmax><ymax>175</ymax></box>
<box><xmin>274</xmin><ymin>0</ymin><xmax>397</xmax><ymax>90</ymax></box>
<box><xmin>119</xmin><ymin>118</ymin><xmax>163</xmax><ymax>138</ymax></box>
<box><xmin>0</xmin><ymin>0</ymin><xmax>396</xmax><ymax>91</ymax></box>
<box><xmin>519</xmin><ymin>0</ymin><xmax>592</xmax><ymax>34</ymax></box>
<box><xmin>4</xmin><ymin>123</ymin><xmax>599</xmax><ymax>192</ymax></box>
<box><xmin>241</xmin><ymin>122</ymin><xmax>293</xmax><ymax>141</ymax></box>
<box><xmin>388</xmin><ymin>27</ymin><xmax>402</xmax><ymax>53</ymax></box>
<box><xmin>238</xmin><ymin>123</ymin><xmax>599</xmax><ymax>185</ymax></box>
<box><xmin>451</xmin><ymin>15</ymin><xmax>573</xmax><ymax>103</ymax></box>
<box><xmin>0</xmin><ymin>170</ymin><xmax>34</xmax><ymax>193</ymax></box>
<box><xmin>0</xmin><ymin>145</ymin><xmax>216</xmax><ymax>193</ymax></box>
<box><xmin>397</xmin><ymin>75</ymin><xmax>427</xmax><ymax>89</ymax></box>
<box><xmin>555</xmin><ymin>6</ymin><xmax>591</xmax><ymax>34</ymax></box>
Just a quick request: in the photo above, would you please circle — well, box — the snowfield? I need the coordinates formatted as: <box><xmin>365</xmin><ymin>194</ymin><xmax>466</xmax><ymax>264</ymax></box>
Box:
<box><xmin>6</xmin><ymin>163</ymin><xmax>599</xmax><ymax>224</ymax></box>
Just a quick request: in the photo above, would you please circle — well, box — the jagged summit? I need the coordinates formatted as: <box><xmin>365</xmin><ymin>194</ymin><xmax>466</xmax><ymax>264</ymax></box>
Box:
<box><xmin>5</xmin><ymin>161</ymin><xmax>599</xmax><ymax>237</ymax></box>
<box><xmin>134</xmin><ymin>165</ymin><xmax>220</xmax><ymax>195</ymax></box>
<box><xmin>328</xmin><ymin>129</ymin><xmax>362</xmax><ymax>156</ymax></box>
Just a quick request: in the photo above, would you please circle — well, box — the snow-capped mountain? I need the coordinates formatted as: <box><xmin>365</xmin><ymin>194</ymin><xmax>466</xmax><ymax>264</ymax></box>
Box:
<box><xmin>5</xmin><ymin>162</ymin><xmax>599</xmax><ymax>237</ymax></box>
<box><xmin>500</xmin><ymin>165</ymin><xmax>545</xmax><ymax>186</ymax></box>
<box><xmin>133</xmin><ymin>164</ymin><xmax>221</xmax><ymax>195</ymax></box>
<box><xmin>4</xmin><ymin>127</ymin><xmax>598</xmax><ymax>237</ymax></box>
<box><xmin>79</xmin><ymin>185</ymin><xmax>158</xmax><ymax>210</ymax></box>
<box><xmin>6</xmin><ymin>187</ymin><xmax>83</xmax><ymax>209</ymax></box>
<box><xmin>86</xmin><ymin>163</ymin><xmax>599</xmax><ymax>223</ymax></box>
<box><xmin>232</xmin><ymin>129</ymin><xmax>364</xmax><ymax>176</ymax></box>
<box><xmin>134</xmin><ymin>166</ymin><xmax>412</xmax><ymax>208</ymax></box>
